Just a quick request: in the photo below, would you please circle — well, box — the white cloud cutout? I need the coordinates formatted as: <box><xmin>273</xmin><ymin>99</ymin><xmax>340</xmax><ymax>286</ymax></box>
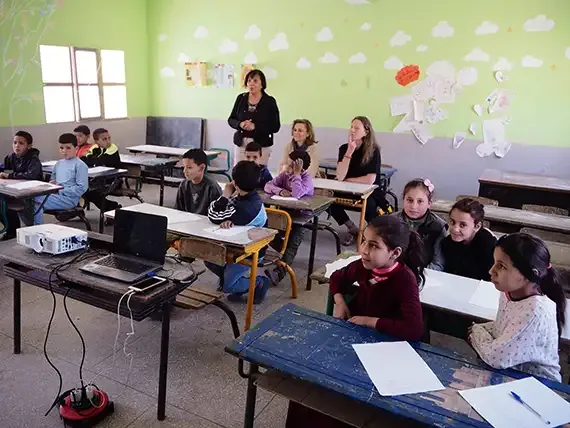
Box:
<box><xmin>269</xmin><ymin>32</ymin><xmax>289</xmax><ymax>51</ymax></box>
<box><xmin>160</xmin><ymin>67</ymin><xmax>174</xmax><ymax>77</ymax></box>
<box><xmin>432</xmin><ymin>21</ymin><xmax>454</xmax><ymax>38</ymax></box>
<box><xmin>349</xmin><ymin>53</ymin><xmax>367</xmax><ymax>64</ymax></box>
<box><xmin>243</xmin><ymin>52</ymin><xmax>257</xmax><ymax>64</ymax></box>
<box><xmin>158</xmin><ymin>34</ymin><xmax>167</xmax><ymax>42</ymax></box>
<box><xmin>426</xmin><ymin>60</ymin><xmax>455</xmax><ymax>79</ymax></box>
<box><xmin>416</xmin><ymin>45</ymin><xmax>428</xmax><ymax>52</ymax></box>
<box><xmin>384</xmin><ymin>56</ymin><xmax>403</xmax><ymax>70</ymax></box>
<box><xmin>177</xmin><ymin>52</ymin><xmax>189</xmax><ymax>63</ymax></box>
<box><xmin>219</xmin><ymin>38</ymin><xmax>238</xmax><ymax>54</ymax></box>
<box><xmin>566</xmin><ymin>47</ymin><xmax>570</xmax><ymax>59</ymax></box>
<box><xmin>316</xmin><ymin>27</ymin><xmax>333</xmax><ymax>42</ymax></box>
<box><xmin>521</xmin><ymin>55</ymin><xmax>543</xmax><ymax>68</ymax></box>
<box><xmin>319</xmin><ymin>52</ymin><xmax>339</xmax><ymax>64</ymax></box>
<box><xmin>296</xmin><ymin>57</ymin><xmax>311</xmax><ymax>69</ymax></box>
<box><xmin>193</xmin><ymin>26</ymin><xmax>208</xmax><ymax>39</ymax></box>
<box><xmin>464</xmin><ymin>48</ymin><xmax>490</xmax><ymax>62</ymax></box>
<box><xmin>390</xmin><ymin>30</ymin><xmax>411</xmax><ymax>47</ymax></box>
<box><xmin>360</xmin><ymin>22</ymin><xmax>371</xmax><ymax>31</ymax></box>
<box><xmin>493</xmin><ymin>57</ymin><xmax>513</xmax><ymax>71</ymax></box>
<box><xmin>244</xmin><ymin>25</ymin><xmax>261</xmax><ymax>40</ymax></box>
<box><xmin>475</xmin><ymin>21</ymin><xmax>499</xmax><ymax>35</ymax></box>
<box><xmin>344</xmin><ymin>0</ymin><xmax>369</xmax><ymax>4</ymax></box>
<box><xmin>524</xmin><ymin>15</ymin><xmax>555</xmax><ymax>32</ymax></box>
<box><xmin>262</xmin><ymin>66</ymin><xmax>278</xmax><ymax>80</ymax></box>
<box><xmin>457</xmin><ymin>67</ymin><xmax>478</xmax><ymax>86</ymax></box>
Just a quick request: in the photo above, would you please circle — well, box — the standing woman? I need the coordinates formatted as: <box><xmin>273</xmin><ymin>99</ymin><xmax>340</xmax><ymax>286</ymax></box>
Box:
<box><xmin>228</xmin><ymin>69</ymin><xmax>281</xmax><ymax>165</ymax></box>
<box><xmin>278</xmin><ymin>119</ymin><xmax>320</xmax><ymax>177</ymax></box>
<box><xmin>330</xmin><ymin>116</ymin><xmax>386</xmax><ymax>246</ymax></box>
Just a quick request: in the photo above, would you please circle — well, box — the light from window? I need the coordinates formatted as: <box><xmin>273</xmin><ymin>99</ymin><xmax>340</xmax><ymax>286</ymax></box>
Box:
<box><xmin>103</xmin><ymin>86</ymin><xmax>127</xmax><ymax>119</ymax></box>
<box><xmin>39</xmin><ymin>45</ymin><xmax>72</xmax><ymax>83</ymax></box>
<box><xmin>43</xmin><ymin>86</ymin><xmax>75</xmax><ymax>123</ymax></box>
<box><xmin>75</xmin><ymin>50</ymin><xmax>99</xmax><ymax>85</ymax></box>
<box><xmin>78</xmin><ymin>86</ymin><xmax>101</xmax><ymax>119</ymax></box>
<box><xmin>101</xmin><ymin>50</ymin><xmax>126</xmax><ymax>83</ymax></box>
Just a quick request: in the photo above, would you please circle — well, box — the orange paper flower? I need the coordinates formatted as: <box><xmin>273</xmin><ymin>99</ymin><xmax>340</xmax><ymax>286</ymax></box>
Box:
<box><xmin>395</xmin><ymin>65</ymin><xmax>420</xmax><ymax>86</ymax></box>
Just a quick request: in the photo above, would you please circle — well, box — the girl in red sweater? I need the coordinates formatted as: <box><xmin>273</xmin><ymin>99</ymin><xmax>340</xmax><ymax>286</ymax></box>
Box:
<box><xmin>330</xmin><ymin>215</ymin><xmax>425</xmax><ymax>341</ymax></box>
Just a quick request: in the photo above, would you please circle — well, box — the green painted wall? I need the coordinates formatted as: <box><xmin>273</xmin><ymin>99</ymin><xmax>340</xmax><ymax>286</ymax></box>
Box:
<box><xmin>0</xmin><ymin>0</ymin><xmax>149</xmax><ymax>128</ymax></box>
<box><xmin>148</xmin><ymin>0</ymin><xmax>570</xmax><ymax>147</ymax></box>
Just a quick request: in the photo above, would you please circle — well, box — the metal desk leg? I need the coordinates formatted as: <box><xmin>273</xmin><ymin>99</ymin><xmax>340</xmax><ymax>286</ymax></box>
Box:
<box><xmin>157</xmin><ymin>302</ymin><xmax>171</xmax><ymax>421</ymax></box>
<box><xmin>13</xmin><ymin>279</ymin><xmax>21</xmax><ymax>354</ymax></box>
<box><xmin>244</xmin><ymin>364</ymin><xmax>259</xmax><ymax>428</ymax></box>
<box><xmin>159</xmin><ymin>169</ymin><xmax>165</xmax><ymax>207</ymax></box>
<box><xmin>357</xmin><ymin>198</ymin><xmax>368</xmax><ymax>251</ymax></box>
<box><xmin>306</xmin><ymin>215</ymin><xmax>319</xmax><ymax>291</ymax></box>
<box><xmin>244</xmin><ymin>251</ymin><xmax>259</xmax><ymax>331</ymax></box>
<box><xmin>98</xmin><ymin>191</ymin><xmax>106</xmax><ymax>234</ymax></box>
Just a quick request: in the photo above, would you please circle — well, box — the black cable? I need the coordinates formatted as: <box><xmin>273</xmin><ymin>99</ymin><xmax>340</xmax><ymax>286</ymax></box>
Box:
<box><xmin>63</xmin><ymin>286</ymin><xmax>86</xmax><ymax>389</ymax></box>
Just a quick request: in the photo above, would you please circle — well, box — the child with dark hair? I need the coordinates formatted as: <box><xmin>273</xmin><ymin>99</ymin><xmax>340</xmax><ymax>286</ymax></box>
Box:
<box><xmin>264</xmin><ymin>150</ymin><xmax>314</xmax><ymax>284</ymax></box>
<box><xmin>0</xmin><ymin>131</ymin><xmax>43</xmax><ymax>239</ymax></box>
<box><xmin>73</xmin><ymin>125</ymin><xmax>93</xmax><ymax>158</ymax></box>
<box><xmin>244</xmin><ymin>141</ymin><xmax>272</xmax><ymax>188</ymax></box>
<box><xmin>392</xmin><ymin>178</ymin><xmax>447</xmax><ymax>270</ymax></box>
<box><xmin>469</xmin><ymin>233</ymin><xmax>566</xmax><ymax>382</ymax></box>
<box><xmin>206</xmin><ymin>161</ymin><xmax>270</xmax><ymax>303</ymax></box>
<box><xmin>440</xmin><ymin>198</ymin><xmax>497</xmax><ymax>280</ymax></box>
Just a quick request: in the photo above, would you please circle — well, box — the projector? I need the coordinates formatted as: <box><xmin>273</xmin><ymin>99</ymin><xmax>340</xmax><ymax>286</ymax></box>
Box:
<box><xmin>17</xmin><ymin>224</ymin><xmax>88</xmax><ymax>255</ymax></box>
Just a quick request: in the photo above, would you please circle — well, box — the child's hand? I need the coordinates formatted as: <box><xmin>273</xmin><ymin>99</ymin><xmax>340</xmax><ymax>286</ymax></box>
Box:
<box><xmin>293</xmin><ymin>159</ymin><xmax>303</xmax><ymax>176</ymax></box>
<box><xmin>333</xmin><ymin>301</ymin><xmax>351</xmax><ymax>320</ymax></box>
<box><xmin>0</xmin><ymin>172</ymin><xmax>9</xmax><ymax>179</ymax></box>
<box><xmin>279</xmin><ymin>189</ymin><xmax>292</xmax><ymax>197</ymax></box>
<box><xmin>49</xmin><ymin>180</ymin><xmax>56</xmax><ymax>184</ymax></box>
<box><xmin>220</xmin><ymin>220</ymin><xmax>233</xmax><ymax>229</ymax></box>
<box><xmin>223</xmin><ymin>181</ymin><xmax>236</xmax><ymax>198</ymax></box>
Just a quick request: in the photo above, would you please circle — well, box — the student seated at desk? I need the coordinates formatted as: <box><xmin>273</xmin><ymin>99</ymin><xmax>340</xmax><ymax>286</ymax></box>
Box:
<box><xmin>392</xmin><ymin>178</ymin><xmax>447</xmax><ymax>270</ymax></box>
<box><xmin>33</xmin><ymin>133</ymin><xmax>88</xmax><ymax>224</ymax></box>
<box><xmin>0</xmin><ymin>131</ymin><xmax>43</xmax><ymax>240</ymax></box>
<box><xmin>81</xmin><ymin>128</ymin><xmax>121</xmax><ymax>211</ymax></box>
<box><xmin>206</xmin><ymin>161</ymin><xmax>270</xmax><ymax>303</ymax></box>
<box><xmin>73</xmin><ymin>125</ymin><xmax>94</xmax><ymax>158</ymax></box>
<box><xmin>244</xmin><ymin>141</ymin><xmax>272</xmax><ymax>189</ymax></box>
<box><xmin>469</xmin><ymin>233</ymin><xmax>566</xmax><ymax>382</ymax></box>
<box><xmin>264</xmin><ymin>150</ymin><xmax>314</xmax><ymax>284</ymax></box>
<box><xmin>277</xmin><ymin>119</ymin><xmax>320</xmax><ymax>177</ymax></box>
<box><xmin>329</xmin><ymin>116</ymin><xmax>387</xmax><ymax>246</ymax></box>
<box><xmin>440</xmin><ymin>198</ymin><xmax>496</xmax><ymax>281</ymax></box>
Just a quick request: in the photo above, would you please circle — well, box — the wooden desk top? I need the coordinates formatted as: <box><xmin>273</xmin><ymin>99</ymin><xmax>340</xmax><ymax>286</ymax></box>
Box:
<box><xmin>0</xmin><ymin>179</ymin><xmax>62</xmax><ymax>199</ymax></box>
<box><xmin>479</xmin><ymin>169</ymin><xmax>570</xmax><ymax>193</ymax></box>
<box><xmin>42</xmin><ymin>163</ymin><xmax>128</xmax><ymax>180</ymax></box>
<box><xmin>312</xmin><ymin>178</ymin><xmax>377</xmax><ymax>196</ymax></box>
<box><xmin>227</xmin><ymin>304</ymin><xmax>570</xmax><ymax>427</ymax></box>
<box><xmin>432</xmin><ymin>199</ymin><xmax>570</xmax><ymax>233</ymax></box>
<box><xmin>258</xmin><ymin>192</ymin><xmax>334</xmax><ymax>213</ymax></box>
<box><xmin>126</xmin><ymin>144</ymin><xmax>220</xmax><ymax>158</ymax></box>
<box><xmin>105</xmin><ymin>203</ymin><xmax>277</xmax><ymax>248</ymax></box>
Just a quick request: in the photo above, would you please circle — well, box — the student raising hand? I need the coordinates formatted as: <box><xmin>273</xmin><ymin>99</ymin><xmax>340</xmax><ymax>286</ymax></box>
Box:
<box><xmin>292</xmin><ymin>158</ymin><xmax>303</xmax><ymax>176</ymax></box>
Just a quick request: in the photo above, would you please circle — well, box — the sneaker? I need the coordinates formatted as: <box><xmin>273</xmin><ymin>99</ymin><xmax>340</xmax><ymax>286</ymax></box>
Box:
<box><xmin>253</xmin><ymin>276</ymin><xmax>270</xmax><ymax>304</ymax></box>
<box><xmin>264</xmin><ymin>267</ymin><xmax>285</xmax><ymax>286</ymax></box>
<box><xmin>227</xmin><ymin>292</ymin><xmax>247</xmax><ymax>302</ymax></box>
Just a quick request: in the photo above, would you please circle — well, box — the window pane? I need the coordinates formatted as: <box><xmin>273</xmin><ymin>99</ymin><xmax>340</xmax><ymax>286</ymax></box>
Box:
<box><xmin>103</xmin><ymin>85</ymin><xmax>127</xmax><ymax>119</ymax></box>
<box><xmin>101</xmin><ymin>50</ymin><xmax>126</xmax><ymax>83</ymax></box>
<box><xmin>43</xmin><ymin>86</ymin><xmax>75</xmax><ymax>123</ymax></box>
<box><xmin>39</xmin><ymin>45</ymin><xmax>72</xmax><ymax>83</ymax></box>
<box><xmin>78</xmin><ymin>85</ymin><xmax>101</xmax><ymax>119</ymax></box>
<box><xmin>75</xmin><ymin>50</ymin><xmax>98</xmax><ymax>84</ymax></box>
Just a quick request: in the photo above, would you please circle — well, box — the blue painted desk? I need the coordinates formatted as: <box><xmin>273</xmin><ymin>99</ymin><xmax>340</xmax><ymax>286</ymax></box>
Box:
<box><xmin>226</xmin><ymin>304</ymin><xmax>570</xmax><ymax>428</ymax></box>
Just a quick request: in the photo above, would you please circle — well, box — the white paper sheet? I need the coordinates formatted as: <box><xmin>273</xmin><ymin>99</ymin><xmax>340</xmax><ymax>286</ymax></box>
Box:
<box><xmin>494</xmin><ymin>141</ymin><xmax>512</xmax><ymax>158</ymax></box>
<box><xmin>476</xmin><ymin>143</ymin><xmax>494</xmax><ymax>158</ymax></box>
<box><xmin>453</xmin><ymin>132</ymin><xmax>466</xmax><ymax>149</ymax></box>
<box><xmin>434</xmin><ymin>78</ymin><xmax>456</xmax><ymax>103</ymax></box>
<box><xmin>271</xmin><ymin>195</ymin><xmax>299</xmax><ymax>201</ymax></box>
<box><xmin>6</xmin><ymin>180</ymin><xmax>52</xmax><ymax>190</ymax></box>
<box><xmin>489</xmin><ymin>89</ymin><xmax>513</xmax><ymax>114</ymax></box>
<box><xmin>411</xmin><ymin>123</ymin><xmax>432</xmax><ymax>145</ymax></box>
<box><xmin>424</xmin><ymin>101</ymin><xmax>446</xmax><ymax>124</ymax></box>
<box><xmin>88</xmin><ymin>166</ymin><xmax>114</xmax><ymax>174</ymax></box>
<box><xmin>473</xmin><ymin>104</ymin><xmax>483</xmax><ymax>116</ymax></box>
<box><xmin>42</xmin><ymin>160</ymin><xmax>57</xmax><ymax>167</ymax></box>
<box><xmin>485</xmin><ymin>89</ymin><xmax>499</xmax><ymax>105</ymax></box>
<box><xmin>413</xmin><ymin>100</ymin><xmax>425</xmax><ymax>121</ymax></box>
<box><xmin>483</xmin><ymin>119</ymin><xmax>506</xmax><ymax>148</ymax></box>
<box><xmin>353</xmin><ymin>342</ymin><xmax>445</xmax><ymax>396</ymax></box>
<box><xmin>393</xmin><ymin>112</ymin><xmax>414</xmax><ymax>133</ymax></box>
<box><xmin>203</xmin><ymin>225</ymin><xmax>253</xmax><ymax>237</ymax></box>
<box><xmin>459</xmin><ymin>377</ymin><xmax>570</xmax><ymax>428</ymax></box>
<box><xmin>495</xmin><ymin>71</ymin><xmax>508</xmax><ymax>83</ymax></box>
<box><xmin>325</xmin><ymin>255</ymin><xmax>361</xmax><ymax>278</ymax></box>
<box><xmin>469</xmin><ymin>123</ymin><xmax>477</xmax><ymax>135</ymax></box>
<box><xmin>469</xmin><ymin>281</ymin><xmax>500</xmax><ymax>311</ymax></box>
<box><xmin>412</xmin><ymin>76</ymin><xmax>438</xmax><ymax>101</ymax></box>
<box><xmin>389</xmin><ymin>94</ymin><xmax>413</xmax><ymax>117</ymax></box>
<box><xmin>121</xmin><ymin>204</ymin><xmax>199</xmax><ymax>223</ymax></box>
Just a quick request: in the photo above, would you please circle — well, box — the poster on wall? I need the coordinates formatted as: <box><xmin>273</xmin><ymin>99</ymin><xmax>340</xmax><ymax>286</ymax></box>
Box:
<box><xmin>184</xmin><ymin>62</ymin><xmax>207</xmax><ymax>87</ymax></box>
<box><xmin>240</xmin><ymin>64</ymin><xmax>256</xmax><ymax>87</ymax></box>
<box><xmin>213</xmin><ymin>64</ymin><xmax>235</xmax><ymax>88</ymax></box>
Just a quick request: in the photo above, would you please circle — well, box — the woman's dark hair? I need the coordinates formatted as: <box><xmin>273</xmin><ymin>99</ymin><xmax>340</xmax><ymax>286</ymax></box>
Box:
<box><xmin>451</xmin><ymin>198</ymin><xmax>485</xmax><ymax>226</ymax></box>
<box><xmin>403</xmin><ymin>178</ymin><xmax>434</xmax><ymax>202</ymax></box>
<box><xmin>289</xmin><ymin>150</ymin><xmax>311</xmax><ymax>171</ymax></box>
<box><xmin>497</xmin><ymin>233</ymin><xmax>567</xmax><ymax>335</ymax></box>
<box><xmin>244</xmin><ymin>69</ymin><xmax>267</xmax><ymax>90</ymax></box>
<box><xmin>366</xmin><ymin>215</ymin><xmax>426</xmax><ymax>288</ymax></box>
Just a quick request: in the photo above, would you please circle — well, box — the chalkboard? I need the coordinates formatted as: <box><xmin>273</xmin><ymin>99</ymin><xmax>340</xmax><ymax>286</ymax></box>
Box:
<box><xmin>145</xmin><ymin>117</ymin><xmax>205</xmax><ymax>149</ymax></box>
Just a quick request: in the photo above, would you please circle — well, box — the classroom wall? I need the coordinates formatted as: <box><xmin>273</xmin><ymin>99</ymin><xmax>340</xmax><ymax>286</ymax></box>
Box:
<box><xmin>148</xmin><ymin>0</ymin><xmax>570</xmax><ymax>199</ymax></box>
<box><xmin>0</xmin><ymin>0</ymin><xmax>149</xmax><ymax>158</ymax></box>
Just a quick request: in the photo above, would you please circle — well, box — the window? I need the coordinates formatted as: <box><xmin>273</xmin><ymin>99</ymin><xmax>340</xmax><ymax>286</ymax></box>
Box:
<box><xmin>39</xmin><ymin>45</ymin><xmax>127</xmax><ymax>123</ymax></box>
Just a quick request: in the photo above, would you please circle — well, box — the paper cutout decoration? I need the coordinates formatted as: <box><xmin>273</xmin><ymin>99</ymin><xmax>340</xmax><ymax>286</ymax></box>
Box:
<box><xmin>360</xmin><ymin>22</ymin><xmax>371</xmax><ymax>31</ymax></box>
<box><xmin>432</xmin><ymin>21</ymin><xmax>454</xmax><ymax>38</ymax></box>
<box><xmin>395</xmin><ymin>65</ymin><xmax>420</xmax><ymax>86</ymax></box>
<box><xmin>213</xmin><ymin>64</ymin><xmax>235</xmax><ymax>88</ymax></box>
<box><xmin>296</xmin><ymin>58</ymin><xmax>312</xmax><ymax>69</ymax></box>
<box><xmin>521</xmin><ymin>55</ymin><xmax>543</xmax><ymax>68</ymax></box>
<box><xmin>426</xmin><ymin>60</ymin><xmax>455</xmax><ymax>79</ymax></box>
<box><xmin>485</xmin><ymin>89</ymin><xmax>499</xmax><ymax>104</ymax></box>
<box><xmin>453</xmin><ymin>132</ymin><xmax>466</xmax><ymax>149</ymax></box>
<box><xmin>489</xmin><ymin>89</ymin><xmax>513</xmax><ymax>114</ymax></box>
<box><xmin>469</xmin><ymin>123</ymin><xmax>477</xmax><ymax>135</ymax></box>
<box><xmin>495</xmin><ymin>71</ymin><xmax>508</xmax><ymax>82</ymax></box>
<box><xmin>384</xmin><ymin>56</ymin><xmax>403</xmax><ymax>70</ymax></box>
<box><xmin>457</xmin><ymin>67</ymin><xmax>478</xmax><ymax>86</ymax></box>
<box><xmin>393</xmin><ymin>113</ymin><xmax>414</xmax><ymax>133</ymax></box>
<box><xmin>389</xmin><ymin>94</ymin><xmax>413</xmax><ymax>116</ymax></box>
<box><xmin>411</xmin><ymin>123</ymin><xmax>432</xmax><ymax>145</ymax></box>
<box><xmin>244</xmin><ymin>25</ymin><xmax>261</xmax><ymax>40</ymax></box>
<box><xmin>390</xmin><ymin>30</ymin><xmax>412</xmax><ymax>47</ymax></box>
<box><xmin>316</xmin><ymin>27</ymin><xmax>334</xmax><ymax>42</ymax></box>
<box><xmin>240</xmin><ymin>64</ymin><xmax>256</xmax><ymax>87</ymax></box>
<box><xmin>524</xmin><ymin>15</ymin><xmax>555</xmax><ymax>32</ymax></box>
<box><xmin>219</xmin><ymin>39</ymin><xmax>238</xmax><ymax>54</ymax></box>
<box><xmin>464</xmin><ymin>48</ymin><xmax>490</xmax><ymax>62</ymax></box>
<box><xmin>243</xmin><ymin>52</ymin><xmax>257</xmax><ymax>64</ymax></box>
<box><xmin>473</xmin><ymin>104</ymin><xmax>483</xmax><ymax>116</ymax></box>
<box><xmin>262</xmin><ymin>66</ymin><xmax>278</xmax><ymax>80</ymax></box>
<box><xmin>349</xmin><ymin>53</ymin><xmax>367</xmax><ymax>64</ymax></box>
<box><xmin>476</xmin><ymin>142</ymin><xmax>494</xmax><ymax>158</ymax></box>
<box><xmin>475</xmin><ymin>21</ymin><xmax>499</xmax><ymax>35</ymax></box>
<box><xmin>320</xmin><ymin>52</ymin><xmax>339</xmax><ymax>64</ymax></box>
<box><xmin>269</xmin><ymin>33</ymin><xmax>289</xmax><ymax>51</ymax></box>
<box><xmin>184</xmin><ymin>62</ymin><xmax>207</xmax><ymax>87</ymax></box>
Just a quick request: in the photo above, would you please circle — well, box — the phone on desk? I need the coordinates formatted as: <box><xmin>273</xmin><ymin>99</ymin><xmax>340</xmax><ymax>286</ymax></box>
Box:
<box><xmin>128</xmin><ymin>276</ymin><xmax>167</xmax><ymax>293</ymax></box>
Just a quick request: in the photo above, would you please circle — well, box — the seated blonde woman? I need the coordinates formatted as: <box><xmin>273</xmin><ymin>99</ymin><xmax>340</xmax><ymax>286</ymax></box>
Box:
<box><xmin>278</xmin><ymin>119</ymin><xmax>320</xmax><ymax>177</ymax></box>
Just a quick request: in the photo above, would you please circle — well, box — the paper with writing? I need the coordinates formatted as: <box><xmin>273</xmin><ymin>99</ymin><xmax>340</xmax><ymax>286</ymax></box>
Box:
<box><xmin>411</xmin><ymin>123</ymin><xmax>432</xmax><ymax>145</ymax></box>
<box><xmin>203</xmin><ymin>225</ymin><xmax>253</xmax><ymax>237</ymax></box>
<box><xmin>389</xmin><ymin>94</ymin><xmax>413</xmax><ymax>116</ymax></box>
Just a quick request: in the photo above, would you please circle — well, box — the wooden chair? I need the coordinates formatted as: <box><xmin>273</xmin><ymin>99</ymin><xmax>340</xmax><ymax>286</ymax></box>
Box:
<box><xmin>520</xmin><ymin>227</ymin><xmax>570</xmax><ymax>245</ymax></box>
<box><xmin>111</xmin><ymin>165</ymin><xmax>144</xmax><ymax>203</ymax></box>
<box><xmin>206</xmin><ymin>148</ymin><xmax>231</xmax><ymax>181</ymax></box>
<box><xmin>263</xmin><ymin>208</ymin><xmax>298</xmax><ymax>298</ymax></box>
<box><xmin>522</xmin><ymin>204</ymin><xmax>569</xmax><ymax>216</ymax></box>
<box><xmin>455</xmin><ymin>195</ymin><xmax>499</xmax><ymax>206</ymax></box>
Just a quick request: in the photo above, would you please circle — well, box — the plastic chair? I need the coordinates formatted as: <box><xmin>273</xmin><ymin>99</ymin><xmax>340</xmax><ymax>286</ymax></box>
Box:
<box><xmin>522</xmin><ymin>204</ymin><xmax>569</xmax><ymax>216</ymax></box>
<box><xmin>455</xmin><ymin>195</ymin><xmax>499</xmax><ymax>206</ymax></box>
<box><xmin>207</xmin><ymin>148</ymin><xmax>231</xmax><ymax>181</ymax></box>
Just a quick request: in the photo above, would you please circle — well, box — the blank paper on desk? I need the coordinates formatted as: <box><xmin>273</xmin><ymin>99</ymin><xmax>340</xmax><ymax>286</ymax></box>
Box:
<box><xmin>352</xmin><ymin>342</ymin><xmax>444</xmax><ymax>396</ymax></box>
<box><xmin>459</xmin><ymin>376</ymin><xmax>570</xmax><ymax>428</ymax></box>
<box><xmin>469</xmin><ymin>281</ymin><xmax>500</xmax><ymax>311</ymax></box>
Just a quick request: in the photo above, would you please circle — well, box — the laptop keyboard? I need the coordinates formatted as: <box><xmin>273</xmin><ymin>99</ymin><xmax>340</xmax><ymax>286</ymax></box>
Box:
<box><xmin>95</xmin><ymin>256</ymin><xmax>154</xmax><ymax>274</ymax></box>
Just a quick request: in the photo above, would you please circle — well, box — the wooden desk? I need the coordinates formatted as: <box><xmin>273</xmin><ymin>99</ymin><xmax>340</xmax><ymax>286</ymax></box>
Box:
<box><xmin>105</xmin><ymin>204</ymin><xmax>277</xmax><ymax>330</ymax></box>
<box><xmin>259</xmin><ymin>192</ymin><xmax>335</xmax><ymax>290</ymax></box>
<box><xmin>478</xmin><ymin>169</ymin><xmax>570</xmax><ymax>211</ymax></box>
<box><xmin>0</xmin><ymin>178</ymin><xmax>62</xmax><ymax>199</ymax></box>
<box><xmin>226</xmin><ymin>304</ymin><xmax>570</xmax><ymax>428</ymax></box>
<box><xmin>0</xmin><ymin>238</ymin><xmax>199</xmax><ymax>421</ymax></box>
<box><xmin>126</xmin><ymin>144</ymin><xmax>220</xmax><ymax>159</ymax></box>
<box><xmin>432</xmin><ymin>199</ymin><xmax>570</xmax><ymax>234</ymax></box>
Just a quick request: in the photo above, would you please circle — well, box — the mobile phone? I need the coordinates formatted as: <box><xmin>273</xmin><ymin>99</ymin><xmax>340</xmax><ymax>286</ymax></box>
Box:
<box><xmin>128</xmin><ymin>276</ymin><xmax>167</xmax><ymax>293</ymax></box>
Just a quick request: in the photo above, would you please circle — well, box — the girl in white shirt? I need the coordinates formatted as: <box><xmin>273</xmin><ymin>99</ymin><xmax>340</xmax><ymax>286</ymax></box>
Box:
<box><xmin>469</xmin><ymin>232</ymin><xmax>566</xmax><ymax>382</ymax></box>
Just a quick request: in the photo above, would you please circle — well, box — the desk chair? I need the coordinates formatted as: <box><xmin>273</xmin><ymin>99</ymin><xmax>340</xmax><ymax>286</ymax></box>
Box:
<box><xmin>456</xmin><ymin>195</ymin><xmax>499</xmax><ymax>206</ymax></box>
<box><xmin>207</xmin><ymin>148</ymin><xmax>231</xmax><ymax>181</ymax></box>
<box><xmin>45</xmin><ymin>206</ymin><xmax>92</xmax><ymax>231</ymax></box>
<box><xmin>111</xmin><ymin>165</ymin><xmax>144</xmax><ymax>203</ymax></box>
<box><xmin>522</xmin><ymin>204</ymin><xmax>569</xmax><ymax>216</ymax></box>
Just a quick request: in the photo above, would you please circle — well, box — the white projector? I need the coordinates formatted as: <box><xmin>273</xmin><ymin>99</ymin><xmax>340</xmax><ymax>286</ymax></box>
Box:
<box><xmin>17</xmin><ymin>224</ymin><xmax>88</xmax><ymax>255</ymax></box>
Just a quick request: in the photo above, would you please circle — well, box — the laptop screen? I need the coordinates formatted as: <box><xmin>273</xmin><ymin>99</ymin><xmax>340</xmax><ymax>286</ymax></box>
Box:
<box><xmin>113</xmin><ymin>210</ymin><xmax>168</xmax><ymax>263</ymax></box>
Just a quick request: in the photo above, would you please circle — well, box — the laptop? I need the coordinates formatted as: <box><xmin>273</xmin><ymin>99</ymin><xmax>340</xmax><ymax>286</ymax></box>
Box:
<box><xmin>80</xmin><ymin>210</ymin><xmax>168</xmax><ymax>283</ymax></box>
